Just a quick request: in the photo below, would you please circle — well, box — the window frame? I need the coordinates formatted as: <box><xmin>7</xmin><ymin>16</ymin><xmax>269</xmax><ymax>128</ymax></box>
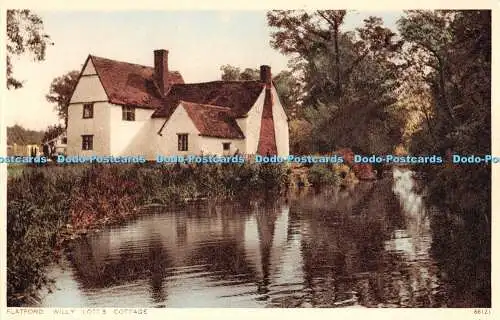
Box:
<box><xmin>81</xmin><ymin>134</ymin><xmax>94</xmax><ymax>151</ymax></box>
<box><xmin>222</xmin><ymin>142</ymin><xmax>231</xmax><ymax>151</ymax></box>
<box><xmin>177</xmin><ymin>133</ymin><xmax>188</xmax><ymax>151</ymax></box>
<box><xmin>83</xmin><ymin>103</ymin><xmax>94</xmax><ymax>119</ymax></box>
<box><xmin>122</xmin><ymin>105</ymin><xmax>136</xmax><ymax>121</ymax></box>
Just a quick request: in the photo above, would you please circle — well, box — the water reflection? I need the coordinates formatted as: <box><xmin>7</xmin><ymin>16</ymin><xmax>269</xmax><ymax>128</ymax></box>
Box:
<box><xmin>40</xmin><ymin>168</ymin><xmax>488</xmax><ymax>307</ymax></box>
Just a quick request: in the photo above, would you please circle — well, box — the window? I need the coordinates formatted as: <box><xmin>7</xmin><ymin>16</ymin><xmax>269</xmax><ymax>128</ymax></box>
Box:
<box><xmin>177</xmin><ymin>134</ymin><xmax>188</xmax><ymax>151</ymax></box>
<box><xmin>122</xmin><ymin>106</ymin><xmax>135</xmax><ymax>121</ymax></box>
<box><xmin>81</xmin><ymin>135</ymin><xmax>93</xmax><ymax>150</ymax></box>
<box><xmin>223</xmin><ymin>142</ymin><xmax>231</xmax><ymax>151</ymax></box>
<box><xmin>83</xmin><ymin>103</ymin><xmax>94</xmax><ymax>118</ymax></box>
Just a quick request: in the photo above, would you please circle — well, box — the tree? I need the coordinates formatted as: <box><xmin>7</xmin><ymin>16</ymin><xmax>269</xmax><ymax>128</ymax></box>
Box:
<box><xmin>240</xmin><ymin>68</ymin><xmax>260</xmax><ymax>80</ymax></box>
<box><xmin>272</xmin><ymin>70</ymin><xmax>302</xmax><ymax>118</ymax></box>
<box><xmin>398</xmin><ymin>10</ymin><xmax>457</xmax><ymax>130</ymax></box>
<box><xmin>400</xmin><ymin>10</ymin><xmax>491</xmax><ymax>227</ymax></box>
<box><xmin>400</xmin><ymin>10</ymin><xmax>491</xmax><ymax>155</ymax></box>
<box><xmin>42</xmin><ymin>124</ymin><xmax>65</xmax><ymax>143</ymax></box>
<box><xmin>267</xmin><ymin>11</ymin><xmax>404</xmax><ymax>154</ymax></box>
<box><xmin>220</xmin><ymin>65</ymin><xmax>242</xmax><ymax>81</ymax></box>
<box><xmin>393</xmin><ymin>73</ymin><xmax>435</xmax><ymax>147</ymax></box>
<box><xmin>289</xmin><ymin>119</ymin><xmax>313</xmax><ymax>154</ymax></box>
<box><xmin>267</xmin><ymin>11</ymin><xmax>400</xmax><ymax>104</ymax></box>
<box><xmin>220</xmin><ymin>65</ymin><xmax>260</xmax><ymax>81</ymax></box>
<box><xmin>46</xmin><ymin>70</ymin><xmax>80</xmax><ymax>127</ymax></box>
<box><xmin>7</xmin><ymin>124</ymin><xmax>44</xmax><ymax>145</ymax></box>
<box><xmin>316</xmin><ymin>11</ymin><xmax>346</xmax><ymax>99</ymax></box>
<box><xmin>7</xmin><ymin>10</ymin><xmax>53</xmax><ymax>89</ymax></box>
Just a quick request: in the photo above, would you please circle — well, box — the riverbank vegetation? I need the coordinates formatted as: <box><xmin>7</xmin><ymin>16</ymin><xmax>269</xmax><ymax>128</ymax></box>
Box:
<box><xmin>401</xmin><ymin>11</ymin><xmax>491</xmax><ymax>227</ymax></box>
<box><xmin>7</xmin><ymin>162</ymin><xmax>288</xmax><ymax>306</ymax></box>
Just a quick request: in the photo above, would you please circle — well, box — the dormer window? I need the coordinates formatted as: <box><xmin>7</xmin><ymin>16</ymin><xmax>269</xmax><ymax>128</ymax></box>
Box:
<box><xmin>83</xmin><ymin>103</ymin><xmax>94</xmax><ymax>118</ymax></box>
<box><xmin>122</xmin><ymin>106</ymin><xmax>135</xmax><ymax>121</ymax></box>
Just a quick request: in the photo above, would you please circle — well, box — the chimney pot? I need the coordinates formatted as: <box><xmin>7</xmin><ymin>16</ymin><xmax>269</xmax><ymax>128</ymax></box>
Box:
<box><xmin>154</xmin><ymin>49</ymin><xmax>170</xmax><ymax>95</ymax></box>
<box><xmin>260</xmin><ymin>65</ymin><xmax>272</xmax><ymax>86</ymax></box>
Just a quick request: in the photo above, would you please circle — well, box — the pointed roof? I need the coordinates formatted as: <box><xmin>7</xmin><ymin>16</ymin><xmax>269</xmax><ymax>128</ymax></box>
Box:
<box><xmin>88</xmin><ymin>55</ymin><xmax>184</xmax><ymax>109</ymax></box>
<box><xmin>180</xmin><ymin>101</ymin><xmax>245</xmax><ymax>139</ymax></box>
<box><xmin>70</xmin><ymin>53</ymin><xmax>283</xmax><ymax>142</ymax></box>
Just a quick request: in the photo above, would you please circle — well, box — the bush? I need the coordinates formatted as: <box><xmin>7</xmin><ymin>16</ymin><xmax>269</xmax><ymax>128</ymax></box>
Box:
<box><xmin>7</xmin><ymin>166</ymin><xmax>78</xmax><ymax>306</ymax></box>
<box><xmin>307</xmin><ymin>164</ymin><xmax>340</xmax><ymax>187</ymax></box>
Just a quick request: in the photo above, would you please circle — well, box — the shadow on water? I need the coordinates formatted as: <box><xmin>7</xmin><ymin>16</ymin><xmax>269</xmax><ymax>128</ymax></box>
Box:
<box><xmin>428</xmin><ymin>203</ymin><xmax>491</xmax><ymax>307</ymax></box>
<box><xmin>39</xmin><ymin>168</ymin><xmax>489</xmax><ymax>307</ymax></box>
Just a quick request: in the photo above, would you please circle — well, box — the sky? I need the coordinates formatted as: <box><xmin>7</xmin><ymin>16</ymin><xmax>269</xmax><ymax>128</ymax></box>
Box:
<box><xmin>4</xmin><ymin>10</ymin><xmax>402</xmax><ymax>130</ymax></box>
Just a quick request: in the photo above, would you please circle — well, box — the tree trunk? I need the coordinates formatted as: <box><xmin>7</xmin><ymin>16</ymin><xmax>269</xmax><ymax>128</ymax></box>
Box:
<box><xmin>333</xmin><ymin>21</ymin><xmax>341</xmax><ymax>99</ymax></box>
<box><xmin>437</xmin><ymin>57</ymin><xmax>455</xmax><ymax>124</ymax></box>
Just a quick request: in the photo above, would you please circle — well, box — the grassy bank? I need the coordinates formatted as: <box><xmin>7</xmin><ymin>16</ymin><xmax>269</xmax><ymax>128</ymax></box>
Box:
<box><xmin>7</xmin><ymin>162</ymin><xmax>289</xmax><ymax>306</ymax></box>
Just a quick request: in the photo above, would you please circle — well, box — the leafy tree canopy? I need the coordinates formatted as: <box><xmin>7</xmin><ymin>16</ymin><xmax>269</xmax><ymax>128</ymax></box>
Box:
<box><xmin>46</xmin><ymin>70</ymin><xmax>80</xmax><ymax>127</ymax></box>
<box><xmin>7</xmin><ymin>125</ymin><xmax>44</xmax><ymax>145</ymax></box>
<box><xmin>267</xmin><ymin>10</ymin><xmax>403</xmax><ymax>154</ymax></box>
<box><xmin>7</xmin><ymin>10</ymin><xmax>53</xmax><ymax>89</ymax></box>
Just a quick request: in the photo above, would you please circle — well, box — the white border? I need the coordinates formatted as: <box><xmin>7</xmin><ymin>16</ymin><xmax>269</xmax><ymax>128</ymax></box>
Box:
<box><xmin>0</xmin><ymin>1</ymin><xmax>497</xmax><ymax>320</ymax></box>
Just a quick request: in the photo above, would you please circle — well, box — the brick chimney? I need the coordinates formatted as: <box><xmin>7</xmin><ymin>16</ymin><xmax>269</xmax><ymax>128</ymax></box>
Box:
<box><xmin>260</xmin><ymin>65</ymin><xmax>272</xmax><ymax>87</ymax></box>
<box><xmin>154</xmin><ymin>49</ymin><xmax>169</xmax><ymax>95</ymax></box>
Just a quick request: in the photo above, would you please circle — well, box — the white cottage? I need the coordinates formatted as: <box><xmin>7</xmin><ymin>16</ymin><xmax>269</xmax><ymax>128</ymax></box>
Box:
<box><xmin>66</xmin><ymin>50</ymin><xmax>289</xmax><ymax>159</ymax></box>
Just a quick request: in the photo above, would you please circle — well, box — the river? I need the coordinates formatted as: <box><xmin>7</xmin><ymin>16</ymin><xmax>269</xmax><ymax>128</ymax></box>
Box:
<box><xmin>38</xmin><ymin>168</ymin><xmax>490</xmax><ymax>308</ymax></box>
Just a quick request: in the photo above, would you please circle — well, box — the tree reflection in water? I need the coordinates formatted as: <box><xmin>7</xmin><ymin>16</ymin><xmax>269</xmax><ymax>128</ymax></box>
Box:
<box><xmin>46</xmin><ymin>169</ymin><xmax>488</xmax><ymax>307</ymax></box>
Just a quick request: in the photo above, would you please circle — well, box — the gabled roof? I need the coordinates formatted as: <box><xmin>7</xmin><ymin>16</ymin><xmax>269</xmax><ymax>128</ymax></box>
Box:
<box><xmin>72</xmin><ymin>54</ymin><xmax>280</xmax><ymax>141</ymax></box>
<box><xmin>89</xmin><ymin>55</ymin><xmax>184</xmax><ymax>109</ymax></box>
<box><xmin>152</xmin><ymin>81</ymin><xmax>264</xmax><ymax>119</ymax></box>
<box><xmin>180</xmin><ymin>101</ymin><xmax>245</xmax><ymax>139</ymax></box>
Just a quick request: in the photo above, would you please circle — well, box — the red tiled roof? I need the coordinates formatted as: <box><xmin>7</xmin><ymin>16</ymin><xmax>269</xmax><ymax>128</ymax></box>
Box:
<box><xmin>152</xmin><ymin>81</ymin><xmax>264</xmax><ymax>119</ymax></box>
<box><xmin>257</xmin><ymin>88</ymin><xmax>277</xmax><ymax>155</ymax></box>
<box><xmin>180</xmin><ymin>101</ymin><xmax>245</xmax><ymax>139</ymax></box>
<box><xmin>89</xmin><ymin>55</ymin><xmax>184</xmax><ymax>109</ymax></box>
<box><xmin>76</xmin><ymin>54</ymin><xmax>281</xmax><ymax>144</ymax></box>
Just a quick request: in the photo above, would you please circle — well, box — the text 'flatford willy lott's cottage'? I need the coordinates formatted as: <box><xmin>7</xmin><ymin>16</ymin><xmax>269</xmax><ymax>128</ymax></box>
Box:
<box><xmin>66</xmin><ymin>49</ymin><xmax>290</xmax><ymax>159</ymax></box>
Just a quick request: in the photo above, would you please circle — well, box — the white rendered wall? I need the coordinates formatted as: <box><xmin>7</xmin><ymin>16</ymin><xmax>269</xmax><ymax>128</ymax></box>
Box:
<box><xmin>67</xmin><ymin>101</ymin><xmax>111</xmax><ymax>156</ymax></box>
<box><xmin>154</xmin><ymin>103</ymin><xmax>244</xmax><ymax>158</ymax></box>
<box><xmin>109</xmin><ymin>105</ymin><xmax>155</xmax><ymax>156</ymax></box>
<box><xmin>240</xmin><ymin>88</ymin><xmax>265</xmax><ymax>155</ymax></box>
<box><xmin>67</xmin><ymin>59</ymin><xmax>111</xmax><ymax>156</ymax></box>
<box><xmin>271</xmin><ymin>86</ymin><xmax>290</xmax><ymax>157</ymax></box>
